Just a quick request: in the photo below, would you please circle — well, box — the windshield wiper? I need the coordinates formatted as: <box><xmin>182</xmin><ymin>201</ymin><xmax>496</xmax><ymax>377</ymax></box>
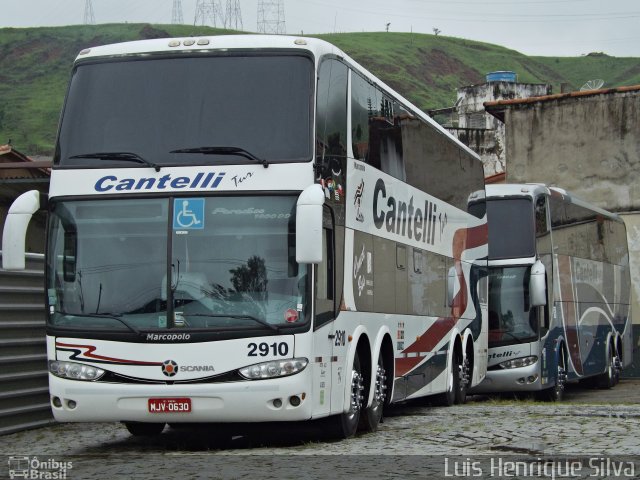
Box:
<box><xmin>170</xmin><ymin>146</ymin><xmax>269</xmax><ymax>168</ymax></box>
<box><xmin>69</xmin><ymin>152</ymin><xmax>161</xmax><ymax>172</ymax></box>
<box><xmin>185</xmin><ymin>313</ymin><xmax>279</xmax><ymax>332</ymax></box>
<box><xmin>53</xmin><ymin>310</ymin><xmax>141</xmax><ymax>335</ymax></box>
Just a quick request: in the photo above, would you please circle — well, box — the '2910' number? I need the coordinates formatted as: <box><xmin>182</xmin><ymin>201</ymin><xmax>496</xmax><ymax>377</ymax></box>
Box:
<box><xmin>247</xmin><ymin>342</ymin><xmax>289</xmax><ymax>357</ymax></box>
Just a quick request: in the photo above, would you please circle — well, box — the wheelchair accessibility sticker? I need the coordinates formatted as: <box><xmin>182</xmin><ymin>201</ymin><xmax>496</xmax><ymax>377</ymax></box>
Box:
<box><xmin>174</xmin><ymin>198</ymin><xmax>205</xmax><ymax>230</ymax></box>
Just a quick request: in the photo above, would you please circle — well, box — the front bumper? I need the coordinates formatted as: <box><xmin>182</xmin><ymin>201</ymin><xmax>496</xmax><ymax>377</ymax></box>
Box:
<box><xmin>470</xmin><ymin>361</ymin><xmax>541</xmax><ymax>394</ymax></box>
<box><xmin>49</xmin><ymin>370</ymin><xmax>313</xmax><ymax>423</ymax></box>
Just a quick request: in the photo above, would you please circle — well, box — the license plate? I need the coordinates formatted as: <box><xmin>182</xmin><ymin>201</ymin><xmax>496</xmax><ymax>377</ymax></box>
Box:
<box><xmin>148</xmin><ymin>398</ymin><xmax>191</xmax><ymax>413</ymax></box>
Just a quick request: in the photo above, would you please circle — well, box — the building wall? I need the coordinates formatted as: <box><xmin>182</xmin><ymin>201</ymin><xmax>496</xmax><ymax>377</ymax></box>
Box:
<box><xmin>454</xmin><ymin>81</ymin><xmax>550</xmax><ymax>176</ymax></box>
<box><xmin>504</xmin><ymin>91</ymin><xmax>640</xmax><ymax>211</ymax></box>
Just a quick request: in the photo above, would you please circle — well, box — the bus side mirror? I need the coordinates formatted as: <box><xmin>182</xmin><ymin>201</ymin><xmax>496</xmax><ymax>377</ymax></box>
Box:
<box><xmin>296</xmin><ymin>184</ymin><xmax>325</xmax><ymax>264</ymax></box>
<box><xmin>529</xmin><ymin>260</ymin><xmax>547</xmax><ymax>307</ymax></box>
<box><xmin>2</xmin><ymin>190</ymin><xmax>42</xmax><ymax>270</ymax></box>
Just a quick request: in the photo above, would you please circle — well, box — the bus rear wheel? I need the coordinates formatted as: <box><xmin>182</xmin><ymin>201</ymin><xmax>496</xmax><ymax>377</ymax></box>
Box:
<box><xmin>454</xmin><ymin>355</ymin><xmax>470</xmax><ymax>405</ymax></box>
<box><xmin>435</xmin><ymin>350</ymin><xmax>461</xmax><ymax>407</ymax></box>
<box><xmin>359</xmin><ymin>355</ymin><xmax>387</xmax><ymax>432</ymax></box>
<box><xmin>597</xmin><ymin>345</ymin><xmax>616</xmax><ymax>389</ymax></box>
<box><xmin>124</xmin><ymin>422</ymin><xmax>165</xmax><ymax>437</ymax></box>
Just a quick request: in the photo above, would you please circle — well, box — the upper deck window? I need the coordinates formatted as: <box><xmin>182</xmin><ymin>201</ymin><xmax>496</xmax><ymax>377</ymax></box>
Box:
<box><xmin>56</xmin><ymin>53</ymin><xmax>314</xmax><ymax>168</ymax></box>
<box><xmin>487</xmin><ymin>198</ymin><xmax>535</xmax><ymax>260</ymax></box>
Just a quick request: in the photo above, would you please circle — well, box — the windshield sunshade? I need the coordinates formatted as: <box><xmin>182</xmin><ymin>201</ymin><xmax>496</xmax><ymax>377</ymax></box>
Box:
<box><xmin>56</xmin><ymin>54</ymin><xmax>313</xmax><ymax>167</ymax></box>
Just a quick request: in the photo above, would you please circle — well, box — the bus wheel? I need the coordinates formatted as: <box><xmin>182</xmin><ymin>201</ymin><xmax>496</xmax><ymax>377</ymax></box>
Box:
<box><xmin>597</xmin><ymin>346</ymin><xmax>616</xmax><ymax>389</ymax></box>
<box><xmin>124</xmin><ymin>422</ymin><xmax>165</xmax><ymax>436</ymax></box>
<box><xmin>436</xmin><ymin>350</ymin><xmax>460</xmax><ymax>407</ymax></box>
<box><xmin>329</xmin><ymin>353</ymin><xmax>364</xmax><ymax>439</ymax></box>
<box><xmin>454</xmin><ymin>355</ymin><xmax>470</xmax><ymax>405</ymax></box>
<box><xmin>540</xmin><ymin>348</ymin><xmax>566</xmax><ymax>401</ymax></box>
<box><xmin>359</xmin><ymin>355</ymin><xmax>387</xmax><ymax>432</ymax></box>
<box><xmin>613</xmin><ymin>345</ymin><xmax>622</xmax><ymax>386</ymax></box>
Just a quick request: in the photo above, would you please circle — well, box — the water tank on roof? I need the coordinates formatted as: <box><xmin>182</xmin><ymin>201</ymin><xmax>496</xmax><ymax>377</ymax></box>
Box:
<box><xmin>486</xmin><ymin>71</ymin><xmax>517</xmax><ymax>83</ymax></box>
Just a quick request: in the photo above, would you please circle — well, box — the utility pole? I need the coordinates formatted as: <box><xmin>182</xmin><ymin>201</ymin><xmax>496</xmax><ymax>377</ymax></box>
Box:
<box><xmin>225</xmin><ymin>0</ymin><xmax>243</xmax><ymax>31</ymax></box>
<box><xmin>83</xmin><ymin>0</ymin><xmax>95</xmax><ymax>25</ymax></box>
<box><xmin>194</xmin><ymin>0</ymin><xmax>225</xmax><ymax>27</ymax></box>
<box><xmin>172</xmin><ymin>0</ymin><xmax>184</xmax><ymax>24</ymax></box>
<box><xmin>257</xmin><ymin>0</ymin><xmax>285</xmax><ymax>34</ymax></box>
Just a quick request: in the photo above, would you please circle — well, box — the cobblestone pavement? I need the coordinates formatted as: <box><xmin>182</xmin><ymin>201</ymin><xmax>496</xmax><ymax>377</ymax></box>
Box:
<box><xmin>1</xmin><ymin>380</ymin><xmax>639</xmax><ymax>479</ymax></box>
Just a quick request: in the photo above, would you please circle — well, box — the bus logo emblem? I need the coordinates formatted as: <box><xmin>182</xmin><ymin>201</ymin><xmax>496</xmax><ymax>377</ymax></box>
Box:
<box><xmin>354</xmin><ymin>179</ymin><xmax>365</xmax><ymax>222</ymax></box>
<box><xmin>162</xmin><ymin>360</ymin><xmax>178</xmax><ymax>377</ymax></box>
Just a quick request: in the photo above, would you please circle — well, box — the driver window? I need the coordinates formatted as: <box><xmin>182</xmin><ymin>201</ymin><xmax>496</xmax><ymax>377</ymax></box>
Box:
<box><xmin>315</xmin><ymin>207</ymin><xmax>335</xmax><ymax>327</ymax></box>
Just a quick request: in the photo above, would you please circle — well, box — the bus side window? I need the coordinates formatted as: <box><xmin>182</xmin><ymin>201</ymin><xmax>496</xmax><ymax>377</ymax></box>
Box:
<box><xmin>535</xmin><ymin>195</ymin><xmax>548</xmax><ymax>236</ymax></box>
<box><xmin>315</xmin><ymin>208</ymin><xmax>335</xmax><ymax>327</ymax></box>
<box><xmin>316</xmin><ymin>58</ymin><xmax>348</xmax><ymax>164</ymax></box>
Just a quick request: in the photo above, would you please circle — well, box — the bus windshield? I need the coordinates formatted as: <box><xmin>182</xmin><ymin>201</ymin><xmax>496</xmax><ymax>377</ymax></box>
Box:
<box><xmin>46</xmin><ymin>196</ymin><xmax>309</xmax><ymax>332</ymax></box>
<box><xmin>486</xmin><ymin>198</ymin><xmax>535</xmax><ymax>259</ymax></box>
<box><xmin>56</xmin><ymin>54</ymin><xmax>313</xmax><ymax>168</ymax></box>
<box><xmin>488</xmin><ymin>266</ymin><xmax>538</xmax><ymax>347</ymax></box>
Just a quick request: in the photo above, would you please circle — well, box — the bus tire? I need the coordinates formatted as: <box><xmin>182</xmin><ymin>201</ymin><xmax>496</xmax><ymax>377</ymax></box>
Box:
<box><xmin>124</xmin><ymin>422</ymin><xmax>165</xmax><ymax>436</ymax></box>
<box><xmin>435</xmin><ymin>349</ymin><xmax>460</xmax><ymax>407</ymax></box>
<box><xmin>538</xmin><ymin>347</ymin><xmax>566</xmax><ymax>402</ymax></box>
<box><xmin>454</xmin><ymin>353</ymin><xmax>470</xmax><ymax>405</ymax></box>
<box><xmin>597</xmin><ymin>344</ymin><xmax>616</xmax><ymax>389</ymax></box>
<box><xmin>359</xmin><ymin>354</ymin><xmax>387</xmax><ymax>432</ymax></box>
<box><xmin>328</xmin><ymin>352</ymin><xmax>364</xmax><ymax>439</ymax></box>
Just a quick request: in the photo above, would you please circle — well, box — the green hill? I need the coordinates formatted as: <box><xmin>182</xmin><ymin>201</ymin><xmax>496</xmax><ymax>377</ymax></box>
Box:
<box><xmin>1</xmin><ymin>24</ymin><xmax>638</xmax><ymax>156</ymax></box>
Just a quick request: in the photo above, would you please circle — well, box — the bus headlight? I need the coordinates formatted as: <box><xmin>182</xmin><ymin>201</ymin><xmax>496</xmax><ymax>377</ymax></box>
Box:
<box><xmin>49</xmin><ymin>360</ymin><xmax>106</xmax><ymax>381</ymax></box>
<box><xmin>239</xmin><ymin>358</ymin><xmax>308</xmax><ymax>380</ymax></box>
<box><xmin>499</xmin><ymin>356</ymin><xmax>538</xmax><ymax>369</ymax></box>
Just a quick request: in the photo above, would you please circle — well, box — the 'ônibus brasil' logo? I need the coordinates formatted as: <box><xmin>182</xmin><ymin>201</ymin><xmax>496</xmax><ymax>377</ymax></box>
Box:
<box><xmin>162</xmin><ymin>360</ymin><xmax>178</xmax><ymax>377</ymax></box>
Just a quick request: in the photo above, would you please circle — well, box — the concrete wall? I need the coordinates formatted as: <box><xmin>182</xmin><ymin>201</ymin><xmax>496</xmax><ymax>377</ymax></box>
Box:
<box><xmin>446</xmin><ymin>126</ymin><xmax>505</xmax><ymax>176</ymax></box>
<box><xmin>453</xmin><ymin>82</ymin><xmax>551</xmax><ymax>177</ymax></box>
<box><xmin>504</xmin><ymin>91</ymin><xmax>640</xmax><ymax>211</ymax></box>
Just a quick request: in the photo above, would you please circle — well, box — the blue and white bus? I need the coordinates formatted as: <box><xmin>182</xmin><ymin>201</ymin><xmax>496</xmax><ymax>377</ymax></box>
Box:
<box><xmin>471</xmin><ymin>184</ymin><xmax>631</xmax><ymax>400</ymax></box>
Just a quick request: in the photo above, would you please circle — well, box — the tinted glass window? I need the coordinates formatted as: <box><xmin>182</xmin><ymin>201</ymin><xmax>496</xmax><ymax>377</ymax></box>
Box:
<box><xmin>47</xmin><ymin>196</ymin><xmax>310</xmax><ymax>332</ymax></box>
<box><xmin>57</xmin><ymin>54</ymin><xmax>313</xmax><ymax>167</ymax></box>
<box><xmin>487</xmin><ymin>198</ymin><xmax>535</xmax><ymax>259</ymax></box>
<box><xmin>488</xmin><ymin>266</ymin><xmax>538</xmax><ymax>347</ymax></box>
<box><xmin>316</xmin><ymin>59</ymin><xmax>348</xmax><ymax>162</ymax></box>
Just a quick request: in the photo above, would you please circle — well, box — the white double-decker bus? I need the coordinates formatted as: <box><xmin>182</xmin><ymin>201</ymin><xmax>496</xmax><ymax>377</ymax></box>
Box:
<box><xmin>471</xmin><ymin>184</ymin><xmax>631</xmax><ymax>400</ymax></box>
<box><xmin>3</xmin><ymin>35</ymin><xmax>487</xmax><ymax>438</ymax></box>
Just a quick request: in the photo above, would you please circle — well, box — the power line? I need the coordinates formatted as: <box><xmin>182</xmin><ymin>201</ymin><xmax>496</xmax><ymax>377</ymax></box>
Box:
<box><xmin>194</xmin><ymin>0</ymin><xmax>225</xmax><ymax>27</ymax></box>
<box><xmin>83</xmin><ymin>0</ymin><xmax>95</xmax><ymax>25</ymax></box>
<box><xmin>172</xmin><ymin>0</ymin><xmax>184</xmax><ymax>25</ymax></box>
<box><xmin>226</xmin><ymin>0</ymin><xmax>243</xmax><ymax>31</ymax></box>
<box><xmin>257</xmin><ymin>0</ymin><xmax>286</xmax><ymax>34</ymax></box>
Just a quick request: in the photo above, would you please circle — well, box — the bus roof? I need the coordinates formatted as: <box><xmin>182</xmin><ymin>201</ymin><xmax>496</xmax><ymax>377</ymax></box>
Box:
<box><xmin>486</xmin><ymin>183</ymin><xmax>623</xmax><ymax>222</ymax></box>
<box><xmin>74</xmin><ymin>34</ymin><xmax>480</xmax><ymax>163</ymax></box>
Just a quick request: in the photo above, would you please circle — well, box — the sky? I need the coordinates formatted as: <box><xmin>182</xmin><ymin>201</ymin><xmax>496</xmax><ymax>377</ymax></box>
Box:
<box><xmin>1</xmin><ymin>0</ymin><xmax>639</xmax><ymax>57</ymax></box>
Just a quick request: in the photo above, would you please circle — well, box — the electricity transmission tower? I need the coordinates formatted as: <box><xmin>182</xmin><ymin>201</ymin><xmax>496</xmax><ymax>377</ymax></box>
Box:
<box><xmin>172</xmin><ymin>0</ymin><xmax>184</xmax><ymax>24</ymax></box>
<box><xmin>83</xmin><ymin>0</ymin><xmax>96</xmax><ymax>25</ymax></box>
<box><xmin>257</xmin><ymin>0</ymin><xmax>286</xmax><ymax>34</ymax></box>
<box><xmin>225</xmin><ymin>0</ymin><xmax>243</xmax><ymax>31</ymax></box>
<box><xmin>194</xmin><ymin>0</ymin><xmax>225</xmax><ymax>27</ymax></box>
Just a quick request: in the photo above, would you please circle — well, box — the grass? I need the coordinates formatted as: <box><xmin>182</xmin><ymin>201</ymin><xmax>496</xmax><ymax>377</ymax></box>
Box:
<box><xmin>1</xmin><ymin>24</ymin><xmax>638</xmax><ymax>156</ymax></box>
